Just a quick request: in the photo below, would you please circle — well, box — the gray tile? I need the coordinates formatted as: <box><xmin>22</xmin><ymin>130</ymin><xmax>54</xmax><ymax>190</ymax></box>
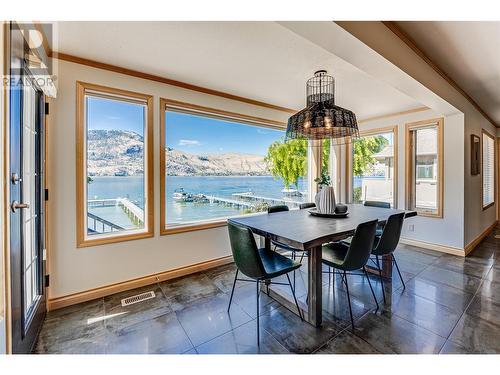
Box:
<box><xmin>176</xmin><ymin>292</ymin><xmax>252</xmax><ymax>347</ymax></box>
<box><xmin>260</xmin><ymin>306</ymin><xmax>343</xmax><ymax>354</ymax></box>
<box><xmin>316</xmin><ymin>330</ymin><xmax>380</xmax><ymax>354</ymax></box>
<box><xmin>465</xmin><ymin>294</ymin><xmax>500</xmax><ymax>326</ymax></box>
<box><xmin>479</xmin><ymin>279</ymin><xmax>500</xmax><ymax>303</ymax></box>
<box><xmin>449</xmin><ymin>313</ymin><xmax>500</xmax><ymax>353</ymax></box>
<box><xmin>432</xmin><ymin>255</ymin><xmax>493</xmax><ymax>278</ymax></box>
<box><xmin>104</xmin><ymin>284</ymin><xmax>172</xmax><ymax>332</ymax></box>
<box><xmin>228</xmin><ymin>282</ymin><xmax>280</xmax><ymax>318</ymax></box>
<box><xmin>418</xmin><ymin>266</ymin><xmax>482</xmax><ymax>294</ymax></box>
<box><xmin>439</xmin><ymin>340</ymin><xmax>472</xmax><ymax>354</ymax></box>
<box><xmin>105</xmin><ymin>313</ymin><xmax>193</xmax><ymax>354</ymax></box>
<box><xmin>321</xmin><ymin>283</ymin><xmax>374</xmax><ymax>328</ymax></box>
<box><xmin>196</xmin><ymin>320</ymin><xmax>289</xmax><ymax>354</ymax></box>
<box><xmin>35</xmin><ymin>324</ymin><xmax>108</xmax><ymax>354</ymax></box>
<box><xmin>203</xmin><ymin>263</ymin><xmax>239</xmax><ymax>293</ymax></box>
<box><xmin>405</xmin><ymin>277</ymin><xmax>474</xmax><ymax>312</ymax></box>
<box><xmin>36</xmin><ymin>298</ymin><xmax>106</xmax><ymax>349</ymax></box>
<box><xmin>395</xmin><ymin>245</ymin><xmax>442</xmax><ymax>265</ymax></box>
<box><xmin>354</xmin><ymin>311</ymin><xmax>446</xmax><ymax>354</ymax></box>
<box><xmin>159</xmin><ymin>273</ymin><xmax>221</xmax><ymax>311</ymax></box>
<box><xmin>387</xmin><ymin>292</ymin><xmax>461</xmax><ymax>338</ymax></box>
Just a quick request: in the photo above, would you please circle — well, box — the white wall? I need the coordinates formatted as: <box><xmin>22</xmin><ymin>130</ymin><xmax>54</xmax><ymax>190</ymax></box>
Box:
<box><xmin>334</xmin><ymin>21</ymin><xmax>497</xmax><ymax>245</ymax></box>
<box><xmin>352</xmin><ymin>109</ymin><xmax>465</xmax><ymax>249</ymax></box>
<box><xmin>48</xmin><ymin>60</ymin><xmax>290</xmax><ymax>299</ymax></box>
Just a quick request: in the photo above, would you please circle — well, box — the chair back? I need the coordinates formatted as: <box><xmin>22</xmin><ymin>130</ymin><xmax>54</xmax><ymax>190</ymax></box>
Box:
<box><xmin>364</xmin><ymin>200</ymin><xmax>390</xmax><ymax>209</ymax></box>
<box><xmin>299</xmin><ymin>202</ymin><xmax>316</xmax><ymax>210</ymax></box>
<box><xmin>342</xmin><ymin>220</ymin><xmax>378</xmax><ymax>271</ymax></box>
<box><xmin>227</xmin><ymin>222</ymin><xmax>265</xmax><ymax>279</ymax></box>
<box><xmin>372</xmin><ymin>212</ymin><xmax>405</xmax><ymax>256</ymax></box>
<box><xmin>268</xmin><ymin>205</ymin><xmax>289</xmax><ymax>213</ymax></box>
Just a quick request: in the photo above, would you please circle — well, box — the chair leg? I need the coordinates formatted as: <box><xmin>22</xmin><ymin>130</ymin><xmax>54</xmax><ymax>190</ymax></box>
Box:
<box><xmin>299</xmin><ymin>251</ymin><xmax>305</xmax><ymax>263</ymax></box>
<box><xmin>256</xmin><ymin>280</ymin><xmax>260</xmax><ymax>346</ymax></box>
<box><xmin>286</xmin><ymin>273</ymin><xmax>303</xmax><ymax>321</ymax></box>
<box><xmin>227</xmin><ymin>269</ymin><xmax>239</xmax><ymax>312</ymax></box>
<box><xmin>364</xmin><ymin>268</ymin><xmax>379</xmax><ymax>310</ymax></box>
<box><xmin>392</xmin><ymin>254</ymin><xmax>405</xmax><ymax>290</ymax></box>
<box><xmin>343</xmin><ymin>270</ymin><xmax>355</xmax><ymax>331</ymax></box>
<box><xmin>375</xmin><ymin>255</ymin><xmax>386</xmax><ymax>304</ymax></box>
<box><xmin>292</xmin><ymin>252</ymin><xmax>296</xmax><ymax>291</ymax></box>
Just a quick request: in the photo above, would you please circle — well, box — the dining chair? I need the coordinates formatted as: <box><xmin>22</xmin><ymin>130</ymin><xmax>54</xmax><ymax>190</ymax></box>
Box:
<box><xmin>299</xmin><ymin>202</ymin><xmax>316</xmax><ymax>210</ymax></box>
<box><xmin>364</xmin><ymin>200</ymin><xmax>391</xmax><ymax>209</ymax></box>
<box><xmin>370</xmin><ymin>212</ymin><xmax>406</xmax><ymax>303</ymax></box>
<box><xmin>322</xmin><ymin>219</ymin><xmax>379</xmax><ymax>330</ymax></box>
<box><xmin>227</xmin><ymin>222</ymin><xmax>303</xmax><ymax>345</ymax></box>
<box><xmin>267</xmin><ymin>205</ymin><xmax>306</xmax><ymax>290</ymax></box>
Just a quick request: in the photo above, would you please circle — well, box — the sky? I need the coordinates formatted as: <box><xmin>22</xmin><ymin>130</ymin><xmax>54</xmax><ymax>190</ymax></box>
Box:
<box><xmin>86</xmin><ymin>96</ymin><xmax>285</xmax><ymax>156</ymax></box>
<box><xmin>165</xmin><ymin>111</ymin><xmax>284</xmax><ymax>155</ymax></box>
<box><xmin>87</xmin><ymin>96</ymin><xmax>145</xmax><ymax>134</ymax></box>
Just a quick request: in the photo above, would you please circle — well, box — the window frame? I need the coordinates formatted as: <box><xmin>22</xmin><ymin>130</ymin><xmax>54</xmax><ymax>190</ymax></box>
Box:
<box><xmin>346</xmin><ymin>125</ymin><xmax>399</xmax><ymax>208</ymax></box>
<box><xmin>481</xmin><ymin>129</ymin><xmax>496</xmax><ymax>210</ymax></box>
<box><xmin>76</xmin><ymin>81</ymin><xmax>154</xmax><ymax>248</ymax></box>
<box><xmin>159</xmin><ymin>98</ymin><xmax>288</xmax><ymax>235</ymax></box>
<box><xmin>405</xmin><ymin>117</ymin><xmax>444</xmax><ymax>218</ymax></box>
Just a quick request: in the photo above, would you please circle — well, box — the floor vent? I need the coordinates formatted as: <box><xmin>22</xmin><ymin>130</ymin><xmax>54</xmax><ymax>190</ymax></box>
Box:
<box><xmin>495</xmin><ymin>235</ymin><xmax>500</xmax><ymax>239</ymax></box>
<box><xmin>121</xmin><ymin>291</ymin><xmax>155</xmax><ymax>307</ymax></box>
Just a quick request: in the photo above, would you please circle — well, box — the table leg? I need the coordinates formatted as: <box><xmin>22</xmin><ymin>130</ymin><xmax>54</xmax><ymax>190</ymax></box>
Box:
<box><xmin>307</xmin><ymin>245</ymin><xmax>322</xmax><ymax>327</ymax></box>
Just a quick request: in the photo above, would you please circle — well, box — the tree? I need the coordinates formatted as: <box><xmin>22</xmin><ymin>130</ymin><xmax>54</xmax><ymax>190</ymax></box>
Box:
<box><xmin>352</xmin><ymin>135</ymin><xmax>388</xmax><ymax>177</ymax></box>
<box><xmin>265</xmin><ymin>138</ymin><xmax>308</xmax><ymax>189</ymax></box>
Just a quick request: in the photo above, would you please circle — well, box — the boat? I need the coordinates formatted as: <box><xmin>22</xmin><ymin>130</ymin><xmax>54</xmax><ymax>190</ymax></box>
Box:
<box><xmin>173</xmin><ymin>188</ymin><xmax>194</xmax><ymax>202</ymax></box>
<box><xmin>281</xmin><ymin>188</ymin><xmax>304</xmax><ymax>197</ymax></box>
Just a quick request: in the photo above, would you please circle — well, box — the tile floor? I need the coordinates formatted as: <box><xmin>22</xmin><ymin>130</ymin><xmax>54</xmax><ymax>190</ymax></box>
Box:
<box><xmin>35</xmin><ymin>229</ymin><xmax>500</xmax><ymax>354</ymax></box>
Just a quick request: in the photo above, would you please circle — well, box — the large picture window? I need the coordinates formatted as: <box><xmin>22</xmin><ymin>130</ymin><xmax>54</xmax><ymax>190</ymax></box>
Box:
<box><xmin>482</xmin><ymin>130</ymin><xmax>495</xmax><ymax>209</ymax></box>
<box><xmin>348</xmin><ymin>127</ymin><xmax>397</xmax><ymax>207</ymax></box>
<box><xmin>76</xmin><ymin>82</ymin><xmax>153</xmax><ymax>247</ymax></box>
<box><xmin>405</xmin><ymin>118</ymin><xmax>443</xmax><ymax>217</ymax></box>
<box><xmin>160</xmin><ymin>99</ymin><xmax>309</xmax><ymax>234</ymax></box>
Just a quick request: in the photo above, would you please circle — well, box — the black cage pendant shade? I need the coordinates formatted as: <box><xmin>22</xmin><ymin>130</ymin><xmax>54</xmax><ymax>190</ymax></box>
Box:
<box><xmin>286</xmin><ymin>70</ymin><xmax>359</xmax><ymax>145</ymax></box>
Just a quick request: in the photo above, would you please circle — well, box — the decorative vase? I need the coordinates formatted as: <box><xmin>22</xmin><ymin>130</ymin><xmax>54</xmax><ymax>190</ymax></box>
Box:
<box><xmin>315</xmin><ymin>186</ymin><xmax>336</xmax><ymax>214</ymax></box>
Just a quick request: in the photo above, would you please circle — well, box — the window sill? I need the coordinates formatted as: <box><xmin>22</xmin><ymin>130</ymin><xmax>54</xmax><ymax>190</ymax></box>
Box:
<box><xmin>482</xmin><ymin>202</ymin><xmax>495</xmax><ymax>211</ymax></box>
<box><xmin>77</xmin><ymin>230</ymin><xmax>154</xmax><ymax>248</ymax></box>
<box><xmin>161</xmin><ymin>220</ymin><xmax>228</xmax><ymax>235</ymax></box>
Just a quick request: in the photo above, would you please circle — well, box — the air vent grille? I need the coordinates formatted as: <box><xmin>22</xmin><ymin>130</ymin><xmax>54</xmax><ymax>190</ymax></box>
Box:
<box><xmin>121</xmin><ymin>291</ymin><xmax>155</xmax><ymax>307</ymax></box>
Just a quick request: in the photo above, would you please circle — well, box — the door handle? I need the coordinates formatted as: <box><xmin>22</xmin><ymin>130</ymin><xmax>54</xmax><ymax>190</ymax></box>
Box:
<box><xmin>11</xmin><ymin>201</ymin><xmax>30</xmax><ymax>213</ymax></box>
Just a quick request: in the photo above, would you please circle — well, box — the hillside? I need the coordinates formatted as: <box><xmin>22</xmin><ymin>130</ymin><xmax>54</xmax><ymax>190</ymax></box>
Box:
<box><xmin>87</xmin><ymin>129</ymin><xmax>269</xmax><ymax>176</ymax></box>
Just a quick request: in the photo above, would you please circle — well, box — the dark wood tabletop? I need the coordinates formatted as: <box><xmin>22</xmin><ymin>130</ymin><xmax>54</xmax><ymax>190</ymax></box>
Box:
<box><xmin>228</xmin><ymin>204</ymin><xmax>417</xmax><ymax>250</ymax></box>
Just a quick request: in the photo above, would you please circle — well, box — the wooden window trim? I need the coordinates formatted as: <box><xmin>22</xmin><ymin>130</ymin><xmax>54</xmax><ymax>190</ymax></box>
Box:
<box><xmin>76</xmin><ymin>81</ymin><xmax>154</xmax><ymax>248</ymax></box>
<box><xmin>481</xmin><ymin>129</ymin><xmax>496</xmax><ymax>211</ymax></box>
<box><xmin>405</xmin><ymin>117</ymin><xmax>444</xmax><ymax>218</ymax></box>
<box><xmin>159</xmin><ymin>98</ymin><xmax>286</xmax><ymax>235</ymax></box>
<box><xmin>346</xmin><ymin>125</ymin><xmax>399</xmax><ymax>208</ymax></box>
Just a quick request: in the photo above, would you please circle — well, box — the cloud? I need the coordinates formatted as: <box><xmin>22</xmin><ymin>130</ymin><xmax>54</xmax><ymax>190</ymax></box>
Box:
<box><xmin>178</xmin><ymin>139</ymin><xmax>201</xmax><ymax>146</ymax></box>
<box><xmin>106</xmin><ymin>115</ymin><xmax>121</xmax><ymax>120</ymax></box>
<box><xmin>256</xmin><ymin>129</ymin><xmax>268</xmax><ymax>134</ymax></box>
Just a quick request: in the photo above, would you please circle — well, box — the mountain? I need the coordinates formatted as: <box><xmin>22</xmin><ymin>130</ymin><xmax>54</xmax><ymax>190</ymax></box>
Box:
<box><xmin>87</xmin><ymin>129</ymin><xmax>270</xmax><ymax>176</ymax></box>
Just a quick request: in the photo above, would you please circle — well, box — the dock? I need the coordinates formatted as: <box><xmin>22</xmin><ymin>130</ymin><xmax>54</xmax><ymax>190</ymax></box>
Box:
<box><xmin>231</xmin><ymin>192</ymin><xmax>303</xmax><ymax>208</ymax></box>
<box><xmin>205</xmin><ymin>195</ymin><xmax>255</xmax><ymax>209</ymax></box>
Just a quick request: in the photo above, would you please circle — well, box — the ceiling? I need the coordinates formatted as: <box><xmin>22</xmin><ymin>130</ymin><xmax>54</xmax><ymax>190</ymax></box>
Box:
<box><xmin>396</xmin><ymin>21</ymin><xmax>500</xmax><ymax>126</ymax></box>
<box><xmin>48</xmin><ymin>21</ymin><xmax>423</xmax><ymax>120</ymax></box>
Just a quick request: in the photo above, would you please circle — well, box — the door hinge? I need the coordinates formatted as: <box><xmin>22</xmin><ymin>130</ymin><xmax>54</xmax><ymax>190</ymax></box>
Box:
<box><xmin>45</xmin><ymin>102</ymin><xmax>49</xmax><ymax>115</ymax></box>
<box><xmin>44</xmin><ymin>274</ymin><xmax>50</xmax><ymax>288</ymax></box>
<box><xmin>44</xmin><ymin>188</ymin><xmax>49</xmax><ymax>201</ymax></box>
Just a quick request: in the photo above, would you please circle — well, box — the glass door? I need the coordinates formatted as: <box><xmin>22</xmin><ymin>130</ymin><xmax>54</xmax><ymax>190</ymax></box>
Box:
<box><xmin>9</xmin><ymin>22</ymin><xmax>47</xmax><ymax>354</ymax></box>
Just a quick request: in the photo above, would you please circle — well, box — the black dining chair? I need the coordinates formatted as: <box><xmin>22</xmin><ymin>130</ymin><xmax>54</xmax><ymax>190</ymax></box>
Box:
<box><xmin>267</xmin><ymin>205</ymin><xmax>306</xmax><ymax>289</ymax></box>
<box><xmin>299</xmin><ymin>202</ymin><xmax>316</xmax><ymax>210</ymax></box>
<box><xmin>370</xmin><ymin>212</ymin><xmax>406</xmax><ymax>303</ymax></box>
<box><xmin>227</xmin><ymin>222</ymin><xmax>303</xmax><ymax>345</ymax></box>
<box><xmin>364</xmin><ymin>200</ymin><xmax>391</xmax><ymax>209</ymax></box>
<box><xmin>322</xmin><ymin>220</ymin><xmax>379</xmax><ymax>330</ymax></box>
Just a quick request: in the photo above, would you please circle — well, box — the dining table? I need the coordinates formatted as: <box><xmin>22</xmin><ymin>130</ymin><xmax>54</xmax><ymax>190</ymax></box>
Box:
<box><xmin>228</xmin><ymin>204</ymin><xmax>417</xmax><ymax>327</ymax></box>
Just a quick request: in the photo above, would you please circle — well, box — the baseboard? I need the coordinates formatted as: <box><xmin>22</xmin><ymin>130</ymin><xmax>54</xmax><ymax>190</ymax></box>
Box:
<box><xmin>399</xmin><ymin>238</ymin><xmax>465</xmax><ymax>257</ymax></box>
<box><xmin>47</xmin><ymin>255</ymin><xmax>234</xmax><ymax>311</ymax></box>
<box><xmin>464</xmin><ymin>221</ymin><xmax>498</xmax><ymax>256</ymax></box>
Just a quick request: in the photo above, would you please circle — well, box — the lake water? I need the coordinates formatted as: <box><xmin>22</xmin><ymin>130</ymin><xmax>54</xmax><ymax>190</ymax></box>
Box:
<box><xmin>87</xmin><ymin>175</ymin><xmax>308</xmax><ymax>226</ymax></box>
